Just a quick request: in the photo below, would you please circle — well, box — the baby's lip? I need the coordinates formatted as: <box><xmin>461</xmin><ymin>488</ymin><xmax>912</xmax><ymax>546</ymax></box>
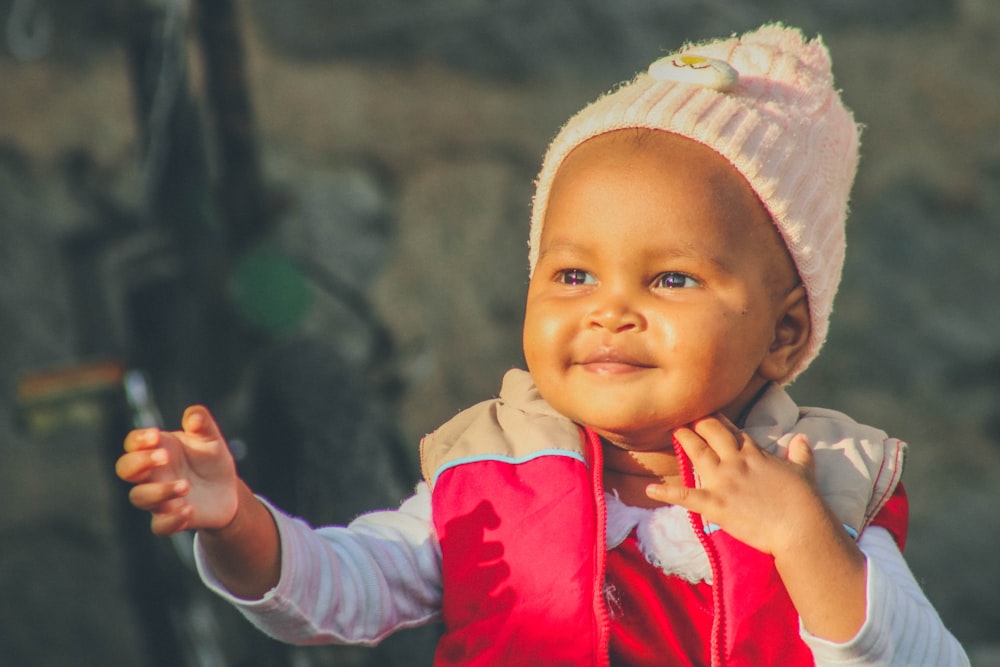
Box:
<box><xmin>577</xmin><ymin>348</ymin><xmax>655</xmax><ymax>372</ymax></box>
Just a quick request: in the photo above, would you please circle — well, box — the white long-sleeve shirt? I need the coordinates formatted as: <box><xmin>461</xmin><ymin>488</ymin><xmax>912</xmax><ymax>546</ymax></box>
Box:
<box><xmin>195</xmin><ymin>483</ymin><xmax>969</xmax><ymax>665</ymax></box>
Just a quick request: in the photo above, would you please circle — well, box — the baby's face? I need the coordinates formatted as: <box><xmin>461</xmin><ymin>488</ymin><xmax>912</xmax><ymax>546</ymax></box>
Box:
<box><xmin>523</xmin><ymin>130</ymin><xmax>800</xmax><ymax>452</ymax></box>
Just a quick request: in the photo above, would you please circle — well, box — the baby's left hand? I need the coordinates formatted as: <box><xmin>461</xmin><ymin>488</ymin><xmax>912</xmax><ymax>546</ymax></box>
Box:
<box><xmin>647</xmin><ymin>415</ymin><xmax>832</xmax><ymax>557</ymax></box>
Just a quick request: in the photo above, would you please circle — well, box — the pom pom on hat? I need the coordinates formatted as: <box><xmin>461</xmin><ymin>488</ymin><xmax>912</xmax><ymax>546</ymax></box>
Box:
<box><xmin>528</xmin><ymin>23</ymin><xmax>861</xmax><ymax>384</ymax></box>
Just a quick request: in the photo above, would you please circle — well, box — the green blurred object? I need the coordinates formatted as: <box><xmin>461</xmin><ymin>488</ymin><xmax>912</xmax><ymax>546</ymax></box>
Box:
<box><xmin>231</xmin><ymin>249</ymin><xmax>312</xmax><ymax>334</ymax></box>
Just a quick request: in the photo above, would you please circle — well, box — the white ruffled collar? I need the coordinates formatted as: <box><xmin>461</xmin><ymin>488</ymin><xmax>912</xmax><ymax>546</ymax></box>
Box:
<box><xmin>605</xmin><ymin>492</ymin><xmax>713</xmax><ymax>584</ymax></box>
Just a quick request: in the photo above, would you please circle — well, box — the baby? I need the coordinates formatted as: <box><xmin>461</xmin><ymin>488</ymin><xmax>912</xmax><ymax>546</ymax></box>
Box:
<box><xmin>117</xmin><ymin>23</ymin><xmax>968</xmax><ymax>666</ymax></box>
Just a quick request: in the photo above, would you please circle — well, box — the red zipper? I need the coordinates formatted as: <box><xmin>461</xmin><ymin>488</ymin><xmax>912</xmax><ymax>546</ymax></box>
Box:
<box><xmin>675</xmin><ymin>435</ymin><xmax>727</xmax><ymax>667</ymax></box>
<box><xmin>584</xmin><ymin>427</ymin><xmax>611</xmax><ymax>667</ymax></box>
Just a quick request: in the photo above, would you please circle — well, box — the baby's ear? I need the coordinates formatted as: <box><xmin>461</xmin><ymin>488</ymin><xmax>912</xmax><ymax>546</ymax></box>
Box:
<box><xmin>759</xmin><ymin>285</ymin><xmax>811</xmax><ymax>382</ymax></box>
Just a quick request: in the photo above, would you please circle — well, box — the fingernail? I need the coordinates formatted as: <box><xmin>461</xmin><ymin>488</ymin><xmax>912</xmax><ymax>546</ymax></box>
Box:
<box><xmin>150</xmin><ymin>449</ymin><xmax>167</xmax><ymax>465</ymax></box>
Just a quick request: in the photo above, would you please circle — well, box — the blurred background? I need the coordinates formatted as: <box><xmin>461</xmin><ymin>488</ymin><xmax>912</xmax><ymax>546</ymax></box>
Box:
<box><xmin>1</xmin><ymin>0</ymin><xmax>998</xmax><ymax>664</ymax></box>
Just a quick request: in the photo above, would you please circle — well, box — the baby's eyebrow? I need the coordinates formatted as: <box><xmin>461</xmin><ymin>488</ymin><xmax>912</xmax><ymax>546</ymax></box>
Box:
<box><xmin>538</xmin><ymin>238</ymin><xmax>738</xmax><ymax>275</ymax></box>
<box><xmin>646</xmin><ymin>244</ymin><xmax>734</xmax><ymax>271</ymax></box>
<box><xmin>535</xmin><ymin>239</ymin><xmax>592</xmax><ymax>261</ymax></box>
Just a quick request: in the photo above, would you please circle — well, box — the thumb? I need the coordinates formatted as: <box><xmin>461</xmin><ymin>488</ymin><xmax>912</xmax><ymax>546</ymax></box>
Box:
<box><xmin>182</xmin><ymin>405</ymin><xmax>225</xmax><ymax>443</ymax></box>
<box><xmin>786</xmin><ymin>433</ymin><xmax>813</xmax><ymax>470</ymax></box>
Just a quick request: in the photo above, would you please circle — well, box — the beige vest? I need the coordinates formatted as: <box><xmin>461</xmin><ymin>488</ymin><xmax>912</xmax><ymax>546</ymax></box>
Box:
<box><xmin>422</xmin><ymin>368</ymin><xmax>906</xmax><ymax>537</ymax></box>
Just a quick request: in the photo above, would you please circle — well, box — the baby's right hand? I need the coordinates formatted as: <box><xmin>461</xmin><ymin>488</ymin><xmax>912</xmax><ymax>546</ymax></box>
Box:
<box><xmin>116</xmin><ymin>405</ymin><xmax>238</xmax><ymax>536</ymax></box>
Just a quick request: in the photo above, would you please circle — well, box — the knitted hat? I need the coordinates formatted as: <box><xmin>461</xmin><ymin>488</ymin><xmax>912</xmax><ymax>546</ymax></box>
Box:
<box><xmin>528</xmin><ymin>23</ymin><xmax>860</xmax><ymax>384</ymax></box>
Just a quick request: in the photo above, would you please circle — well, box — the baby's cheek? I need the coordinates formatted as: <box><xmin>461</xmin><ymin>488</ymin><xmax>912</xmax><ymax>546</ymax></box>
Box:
<box><xmin>522</xmin><ymin>308</ymin><xmax>564</xmax><ymax>363</ymax></box>
<box><xmin>645</xmin><ymin>318</ymin><xmax>679</xmax><ymax>355</ymax></box>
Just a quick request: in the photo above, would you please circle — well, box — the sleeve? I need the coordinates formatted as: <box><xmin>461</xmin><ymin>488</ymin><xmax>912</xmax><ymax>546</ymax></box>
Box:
<box><xmin>194</xmin><ymin>482</ymin><xmax>442</xmax><ymax>646</ymax></box>
<box><xmin>802</xmin><ymin>526</ymin><xmax>970</xmax><ymax>666</ymax></box>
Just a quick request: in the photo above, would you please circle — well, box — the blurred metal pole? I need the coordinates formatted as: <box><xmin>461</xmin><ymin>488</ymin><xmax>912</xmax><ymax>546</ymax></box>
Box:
<box><xmin>117</xmin><ymin>6</ymin><xmax>214</xmax><ymax>664</ymax></box>
<box><xmin>194</xmin><ymin>0</ymin><xmax>271</xmax><ymax>252</ymax></box>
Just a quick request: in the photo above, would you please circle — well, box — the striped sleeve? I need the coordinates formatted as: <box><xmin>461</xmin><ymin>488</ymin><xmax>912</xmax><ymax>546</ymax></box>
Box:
<box><xmin>195</xmin><ymin>483</ymin><xmax>442</xmax><ymax>646</ymax></box>
<box><xmin>803</xmin><ymin>526</ymin><xmax>970</xmax><ymax>666</ymax></box>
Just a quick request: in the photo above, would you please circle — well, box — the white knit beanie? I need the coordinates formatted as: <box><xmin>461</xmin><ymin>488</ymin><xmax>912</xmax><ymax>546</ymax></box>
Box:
<box><xmin>528</xmin><ymin>23</ymin><xmax>861</xmax><ymax>384</ymax></box>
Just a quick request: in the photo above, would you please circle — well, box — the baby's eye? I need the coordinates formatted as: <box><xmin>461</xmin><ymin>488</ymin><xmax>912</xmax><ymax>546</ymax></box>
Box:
<box><xmin>557</xmin><ymin>269</ymin><xmax>596</xmax><ymax>286</ymax></box>
<box><xmin>655</xmin><ymin>272</ymin><xmax>700</xmax><ymax>289</ymax></box>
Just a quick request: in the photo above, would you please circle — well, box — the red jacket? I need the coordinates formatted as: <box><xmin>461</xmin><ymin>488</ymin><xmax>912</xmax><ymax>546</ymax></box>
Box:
<box><xmin>421</xmin><ymin>371</ymin><xmax>907</xmax><ymax>666</ymax></box>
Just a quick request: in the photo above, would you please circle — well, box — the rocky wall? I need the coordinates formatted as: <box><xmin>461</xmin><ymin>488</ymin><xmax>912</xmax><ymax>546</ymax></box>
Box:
<box><xmin>1</xmin><ymin>0</ymin><xmax>998</xmax><ymax>663</ymax></box>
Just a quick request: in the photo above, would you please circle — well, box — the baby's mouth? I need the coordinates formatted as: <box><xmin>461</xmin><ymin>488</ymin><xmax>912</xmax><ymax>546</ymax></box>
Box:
<box><xmin>577</xmin><ymin>349</ymin><xmax>654</xmax><ymax>374</ymax></box>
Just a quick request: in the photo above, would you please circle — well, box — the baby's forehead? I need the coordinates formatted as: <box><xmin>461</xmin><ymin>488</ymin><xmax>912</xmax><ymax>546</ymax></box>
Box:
<box><xmin>556</xmin><ymin>129</ymin><xmax>776</xmax><ymax>229</ymax></box>
<box><xmin>545</xmin><ymin>130</ymin><xmax>798</xmax><ymax>283</ymax></box>
<box><xmin>567</xmin><ymin>129</ymin><xmax>735</xmax><ymax>174</ymax></box>
<box><xmin>563</xmin><ymin>130</ymin><xmax>748</xmax><ymax>192</ymax></box>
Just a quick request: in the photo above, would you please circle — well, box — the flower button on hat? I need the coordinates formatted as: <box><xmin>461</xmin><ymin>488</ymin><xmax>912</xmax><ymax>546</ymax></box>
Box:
<box><xmin>647</xmin><ymin>53</ymin><xmax>739</xmax><ymax>92</ymax></box>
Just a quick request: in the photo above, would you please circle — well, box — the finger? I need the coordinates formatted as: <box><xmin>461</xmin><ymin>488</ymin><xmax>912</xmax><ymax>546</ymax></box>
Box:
<box><xmin>115</xmin><ymin>449</ymin><xmax>168</xmax><ymax>483</ymax></box>
<box><xmin>182</xmin><ymin>405</ymin><xmax>227</xmax><ymax>448</ymax></box>
<box><xmin>646</xmin><ymin>481</ymin><xmax>706</xmax><ymax>512</ymax></box>
<box><xmin>123</xmin><ymin>427</ymin><xmax>161</xmax><ymax>453</ymax></box>
<box><xmin>673</xmin><ymin>427</ymin><xmax>717</xmax><ymax>469</ymax></box>
<box><xmin>150</xmin><ymin>505</ymin><xmax>193</xmax><ymax>537</ymax></box>
<box><xmin>786</xmin><ymin>433</ymin><xmax>814</xmax><ymax>470</ymax></box>
<box><xmin>183</xmin><ymin>405</ymin><xmax>219</xmax><ymax>436</ymax></box>
<box><xmin>690</xmin><ymin>416</ymin><xmax>743</xmax><ymax>458</ymax></box>
<box><xmin>710</xmin><ymin>412</ymin><xmax>742</xmax><ymax>436</ymax></box>
<box><xmin>128</xmin><ymin>479</ymin><xmax>190</xmax><ymax>512</ymax></box>
<box><xmin>696</xmin><ymin>415</ymin><xmax>767</xmax><ymax>461</ymax></box>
